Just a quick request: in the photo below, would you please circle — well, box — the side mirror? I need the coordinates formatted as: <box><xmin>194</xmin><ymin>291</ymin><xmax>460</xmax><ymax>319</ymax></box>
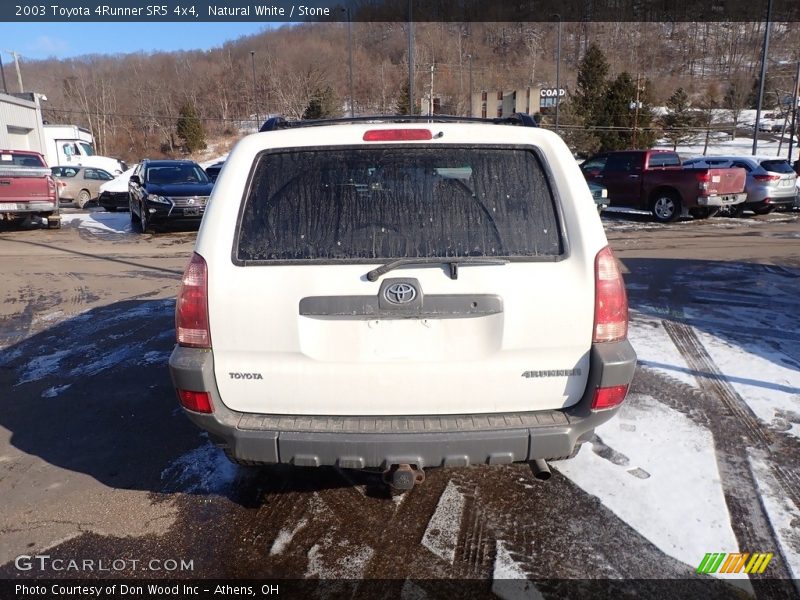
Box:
<box><xmin>129</xmin><ymin>174</ymin><xmax>141</xmax><ymax>185</ymax></box>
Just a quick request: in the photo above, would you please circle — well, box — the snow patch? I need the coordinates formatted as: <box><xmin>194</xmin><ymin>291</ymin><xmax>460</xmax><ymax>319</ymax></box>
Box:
<box><xmin>161</xmin><ymin>440</ymin><xmax>238</xmax><ymax>493</ymax></box>
<box><xmin>748</xmin><ymin>450</ymin><xmax>800</xmax><ymax>579</ymax></box>
<box><xmin>694</xmin><ymin>329</ymin><xmax>800</xmax><ymax>440</ymax></box>
<box><xmin>305</xmin><ymin>535</ymin><xmax>373</xmax><ymax>578</ymax></box>
<box><xmin>17</xmin><ymin>348</ymin><xmax>78</xmax><ymax>384</ymax></box>
<box><xmin>555</xmin><ymin>394</ymin><xmax>742</xmax><ymax>577</ymax></box>
<box><xmin>421</xmin><ymin>480</ymin><xmax>465</xmax><ymax>564</ymax></box>
<box><xmin>60</xmin><ymin>211</ymin><xmax>132</xmax><ymax>234</ymax></box>
<box><xmin>269</xmin><ymin>518</ymin><xmax>308</xmax><ymax>556</ymax></box>
<box><xmin>628</xmin><ymin>313</ymin><xmax>700</xmax><ymax>389</ymax></box>
<box><xmin>41</xmin><ymin>384</ymin><xmax>71</xmax><ymax>398</ymax></box>
<box><xmin>492</xmin><ymin>541</ymin><xmax>545</xmax><ymax>600</ymax></box>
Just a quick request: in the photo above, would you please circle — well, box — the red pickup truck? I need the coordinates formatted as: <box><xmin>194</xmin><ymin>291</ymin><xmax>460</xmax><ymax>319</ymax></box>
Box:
<box><xmin>581</xmin><ymin>149</ymin><xmax>747</xmax><ymax>222</ymax></box>
<box><xmin>0</xmin><ymin>150</ymin><xmax>60</xmax><ymax>229</ymax></box>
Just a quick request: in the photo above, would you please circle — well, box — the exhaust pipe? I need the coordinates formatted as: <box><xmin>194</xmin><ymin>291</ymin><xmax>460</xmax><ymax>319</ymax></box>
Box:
<box><xmin>531</xmin><ymin>459</ymin><xmax>551</xmax><ymax>481</ymax></box>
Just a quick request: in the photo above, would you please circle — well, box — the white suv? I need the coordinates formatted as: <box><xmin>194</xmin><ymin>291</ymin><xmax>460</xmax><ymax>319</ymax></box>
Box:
<box><xmin>169</xmin><ymin>116</ymin><xmax>636</xmax><ymax>487</ymax></box>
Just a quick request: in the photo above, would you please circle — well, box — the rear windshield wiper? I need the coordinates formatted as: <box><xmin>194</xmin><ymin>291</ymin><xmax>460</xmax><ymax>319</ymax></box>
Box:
<box><xmin>366</xmin><ymin>257</ymin><xmax>509</xmax><ymax>281</ymax></box>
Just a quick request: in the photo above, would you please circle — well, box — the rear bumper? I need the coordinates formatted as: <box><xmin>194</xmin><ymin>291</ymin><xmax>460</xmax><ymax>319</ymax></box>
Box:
<box><xmin>169</xmin><ymin>341</ymin><xmax>637</xmax><ymax>468</ymax></box>
<box><xmin>697</xmin><ymin>192</ymin><xmax>747</xmax><ymax>207</ymax></box>
<box><xmin>0</xmin><ymin>200</ymin><xmax>58</xmax><ymax>215</ymax></box>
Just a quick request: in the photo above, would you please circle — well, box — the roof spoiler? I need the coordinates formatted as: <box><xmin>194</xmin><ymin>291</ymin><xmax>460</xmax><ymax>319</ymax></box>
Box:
<box><xmin>259</xmin><ymin>113</ymin><xmax>538</xmax><ymax>133</ymax></box>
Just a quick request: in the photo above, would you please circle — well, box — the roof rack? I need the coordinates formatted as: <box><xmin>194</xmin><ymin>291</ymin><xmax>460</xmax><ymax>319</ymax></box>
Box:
<box><xmin>259</xmin><ymin>113</ymin><xmax>538</xmax><ymax>133</ymax></box>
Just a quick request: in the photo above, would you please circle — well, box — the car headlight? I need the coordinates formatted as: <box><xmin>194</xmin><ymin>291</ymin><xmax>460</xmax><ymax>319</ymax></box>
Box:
<box><xmin>147</xmin><ymin>194</ymin><xmax>170</xmax><ymax>204</ymax></box>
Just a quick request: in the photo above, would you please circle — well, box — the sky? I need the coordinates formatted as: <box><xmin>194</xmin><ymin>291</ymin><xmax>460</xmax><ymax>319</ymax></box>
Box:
<box><xmin>2</xmin><ymin>23</ymin><xmax>279</xmax><ymax>61</ymax></box>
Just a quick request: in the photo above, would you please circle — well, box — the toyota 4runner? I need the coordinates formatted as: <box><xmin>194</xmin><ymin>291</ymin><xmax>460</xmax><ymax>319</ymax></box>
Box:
<box><xmin>169</xmin><ymin>115</ymin><xmax>636</xmax><ymax>485</ymax></box>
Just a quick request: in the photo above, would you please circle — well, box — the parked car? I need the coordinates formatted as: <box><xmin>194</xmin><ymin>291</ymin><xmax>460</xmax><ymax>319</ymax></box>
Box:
<box><xmin>204</xmin><ymin>161</ymin><xmax>225</xmax><ymax>183</ymax></box>
<box><xmin>581</xmin><ymin>149</ymin><xmax>747</xmax><ymax>222</ymax></box>
<box><xmin>682</xmin><ymin>156</ymin><xmax>797</xmax><ymax>215</ymax></box>
<box><xmin>169</xmin><ymin>115</ymin><xmax>637</xmax><ymax>490</ymax></box>
<box><xmin>128</xmin><ymin>160</ymin><xmax>213</xmax><ymax>232</ymax></box>
<box><xmin>589</xmin><ymin>182</ymin><xmax>608</xmax><ymax>213</ymax></box>
<box><xmin>52</xmin><ymin>166</ymin><xmax>114</xmax><ymax>208</ymax></box>
<box><xmin>0</xmin><ymin>149</ymin><xmax>59</xmax><ymax>228</ymax></box>
<box><xmin>98</xmin><ymin>165</ymin><xmax>137</xmax><ymax>212</ymax></box>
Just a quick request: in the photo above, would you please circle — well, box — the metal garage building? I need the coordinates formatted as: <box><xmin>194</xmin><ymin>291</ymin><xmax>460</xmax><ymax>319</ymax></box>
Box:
<box><xmin>0</xmin><ymin>91</ymin><xmax>45</xmax><ymax>153</ymax></box>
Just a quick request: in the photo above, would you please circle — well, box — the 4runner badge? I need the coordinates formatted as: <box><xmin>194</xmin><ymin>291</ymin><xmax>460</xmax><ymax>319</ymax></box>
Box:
<box><xmin>521</xmin><ymin>368</ymin><xmax>582</xmax><ymax>378</ymax></box>
<box><xmin>229</xmin><ymin>372</ymin><xmax>264</xmax><ymax>380</ymax></box>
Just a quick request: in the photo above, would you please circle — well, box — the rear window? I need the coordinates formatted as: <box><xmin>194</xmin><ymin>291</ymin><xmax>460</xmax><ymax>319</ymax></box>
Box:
<box><xmin>759</xmin><ymin>160</ymin><xmax>794</xmax><ymax>174</ymax></box>
<box><xmin>0</xmin><ymin>153</ymin><xmax>45</xmax><ymax>167</ymax></box>
<box><xmin>236</xmin><ymin>147</ymin><xmax>563</xmax><ymax>263</ymax></box>
<box><xmin>648</xmin><ymin>153</ymin><xmax>681</xmax><ymax>168</ymax></box>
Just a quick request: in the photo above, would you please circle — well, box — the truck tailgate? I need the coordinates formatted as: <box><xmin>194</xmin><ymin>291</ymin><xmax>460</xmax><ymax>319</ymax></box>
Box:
<box><xmin>0</xmin><ymin>166</ymin><xmax>53</xmax><ymax>204</ymax></box>
<box><xmin>705</xmin><ymin>167</ymin><xmax>746</xmax><ymax>195</ymax></box>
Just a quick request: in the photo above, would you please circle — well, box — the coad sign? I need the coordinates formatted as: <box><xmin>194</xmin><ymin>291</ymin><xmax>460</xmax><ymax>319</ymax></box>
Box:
<box><xmin>539</xmin><ymin>88</ymin><xmax>566</xmax><ymax>108</ymax></box>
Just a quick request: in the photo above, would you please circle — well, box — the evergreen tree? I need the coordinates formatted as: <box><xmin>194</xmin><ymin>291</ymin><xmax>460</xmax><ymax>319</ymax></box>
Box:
<box><xmin>596</xmin><ymin>72</ymin><xmax>636</xmax><ymax>151</ymax></box>
<box><xmin>395</xmin><ymin>82</ymin><xmax>420</xmax><ymax>115</ymax></box>
<box><xmin>302</xmin><ymin>86</ymin><xmax>341</xmax><ymax>119</ymax></box>
<box><xmin>571</xmin><ymin>44</ymin><xmax>610</xmax><ymax>125</ymax></box>
<box><xmin>176</xmin><ymin>102</ymin><xmax>206</xmax><ymax>153</ymax></box>
<box><xmin>658</xmin><ymin>87</ymin><xmax>695</xmax><ymax>150</ymax></box>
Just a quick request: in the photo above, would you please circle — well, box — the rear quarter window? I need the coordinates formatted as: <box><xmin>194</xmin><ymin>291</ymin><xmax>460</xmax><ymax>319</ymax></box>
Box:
<box><xmin>236</xmin><ymin>146</ymin><xmax>564</xmax><ymax>263</ymax></box>
<box><xmin>759</xmin><ymin>160</ymin><xmax>794</xmax><ymax>174</ymax></box>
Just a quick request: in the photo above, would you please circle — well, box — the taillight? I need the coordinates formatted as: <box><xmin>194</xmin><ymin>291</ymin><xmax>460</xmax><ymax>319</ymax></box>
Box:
<box><xmin>176</xmin><ymin>252</ymin><xmax>210</xmax><ymax>348</ymax></box>
<box><xmin>47</xmin><ymin>175</ymin><xmax>57</xmax><ymax>199</ymax></box>
<box><xmin>177</xmin><ymin>389</ymin><xmax>212</xmax><ymax>413</ymax></box>
<box><xmin>695</xmin><ymin>171</ymin><xmax>711</xmax><ymax>195</ymax></box>
<box><xmin>753</xmin><ymin>174</ymin><xmax>781</xmax><ymax>183</ymax></box>
<box><xmin>593</xmin><ymin>246</ymin><xmax>628</xmax><ymax>342</ymax></box>
<box><xmin>363</xmin><ymin>129</ymin><xmax>432</xmax><ymax>142</ymax></box>
<box><xmin>592</xmin><ymin>385</ymin><xmax>629</xmax><ymax>410</ymax></box>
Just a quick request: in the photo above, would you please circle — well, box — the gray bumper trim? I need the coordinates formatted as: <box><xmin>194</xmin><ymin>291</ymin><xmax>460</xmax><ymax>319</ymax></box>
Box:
<box><xmin>169</xmin><ymin>339</ymin><xmax>637</xmax><ymax>468</ymax></box>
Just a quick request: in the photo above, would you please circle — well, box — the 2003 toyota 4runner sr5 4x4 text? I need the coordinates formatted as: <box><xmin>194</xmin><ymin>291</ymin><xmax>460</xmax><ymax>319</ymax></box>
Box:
<box><xmin>169</xmin><ymin>115</ymin><xmax>637</xmax><ymax>489</ymax></box>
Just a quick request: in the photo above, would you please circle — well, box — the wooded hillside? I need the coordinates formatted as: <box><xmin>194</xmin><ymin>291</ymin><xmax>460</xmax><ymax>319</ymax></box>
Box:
<box><xmin>13</xmin><ymin>21</ymin><xmax>800</xmax><ymax>161</ymax></box>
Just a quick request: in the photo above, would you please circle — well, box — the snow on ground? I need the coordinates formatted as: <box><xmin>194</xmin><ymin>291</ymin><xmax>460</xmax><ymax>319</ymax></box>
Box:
<box><xmin>491</xmin><ymin>541</ymin><xmax>545</xmax><ymax>600</ymax></box>
<box><xmin>305</xmin><ymin>535</ymin><xmax>374</xmax><ymax>578</ymax></box>
<box><xmin>695</xmin><ymin>329</ymin><xmax>800</xmax><ymax>440</ymax></box>
<box><xmin>555</xmin><ymin>394</ymin><xmax>744</xmax><ymax>579</ymax></box>
<box><xmin>270</xmin><ymin>518</ymin><xmax>309</xmax><ymax>556</ymax></box>
<box><xmin>60</xmin><ymin>211</ymin><xmax>132</xmax><ymax>234</ymax></box>
<box><xmin>160</xmin><ymin>439</ymin><xmax>238</xmax><ymax>494</ymax></box>
<box><xmin>421</xmin><ymin>480</ymin><xmax>465</xmax><ymax>564</ymax></box>
<box><xmin>748</xmin><ymin>450</ymin><xmax>800</xmax><ymax>579</ymax></box>
<box><xmin>627</xmin><ymin>314</ymin><xmax>699</xmax><ymax>389</ymax></box>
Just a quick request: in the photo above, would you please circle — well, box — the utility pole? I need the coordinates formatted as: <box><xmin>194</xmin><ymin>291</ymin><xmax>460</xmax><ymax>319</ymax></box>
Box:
<box><xmin>428</xmin><ymin>63</ymin><xmax>435</xmax><ymax>116</ymax></box>
<box><xmin>0</xmin><ymin>54</ymin><xmax>7</xmax><ymax>93</ymax></box>
<box><xmin>3</xmin><ymin>51</ymin><xmax>24</xmax><ymax>92</ymax></box>
<box><xmin>553</xmin><ymin>14</ymin><xmax>562</xmax><ymax>132</ymax></box>
<box><xmin>787</xmin><ymin>60</ymin><xmax>800</xmax><ymax>163</ymax></box>
<box><xmin>632</xmin><ymin>74</ymin><xmax>642</xmax><ymax>148</ymax></box>
<box><xmin>467</xmin><ymin>54</ymin><xmax>473</xmax><ymax>117</ymax></box>
<box><xmin>346</xmin><ymin>8</ymin><xmax>354</xmax><ymax>117</ymax></box>
<box><xmin>407</xmin><ymin>0</ymin><xmax>414</xmax><ymax>115</ymax></box>
<box><xmin>250</xmin><ymin>51</ymin><xmax>258</xmax><ymax>129</ymax></box>
<box><xmin>752</xmin><ymin>0</ymin><xmax>773</xmax><ymax>155</ymax></box>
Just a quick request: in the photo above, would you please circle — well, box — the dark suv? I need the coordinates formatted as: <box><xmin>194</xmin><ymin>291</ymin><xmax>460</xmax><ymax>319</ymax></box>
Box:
<box><xmin>128</xmin><ymin>159</ymin><xmax>213</xmax><ymax>232</ymax></box>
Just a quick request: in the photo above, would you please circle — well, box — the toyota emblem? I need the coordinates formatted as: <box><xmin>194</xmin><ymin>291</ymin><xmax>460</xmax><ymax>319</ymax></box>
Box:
<box><xmin>384</xmin><ymin>283</ymin><xmax>417</xmax><ymax>305</ymax></box>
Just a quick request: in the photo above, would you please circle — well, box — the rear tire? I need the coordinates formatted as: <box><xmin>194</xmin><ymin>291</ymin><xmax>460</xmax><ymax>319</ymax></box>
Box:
<box><xmin>752</xmin><ymin>205</ymin><xmax>774</xmax><ymax>215</ymax></box>
<box><xmin>77</xmin><ymin>189</ymin><xmax>91</xmax><ymax>209</ymax></box>
<box><xmin>651</xmin><ymin>192</ymin><xmax>681</xmax><ymax>223</ymax></box>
